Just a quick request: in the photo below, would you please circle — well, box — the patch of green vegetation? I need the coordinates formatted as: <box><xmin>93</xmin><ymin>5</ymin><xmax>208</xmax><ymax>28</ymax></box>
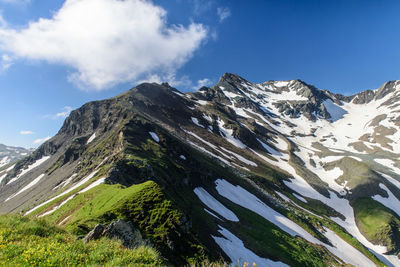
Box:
<box><xmin>0</xmin><ymin>215</ymin><xmax>163</xmax><ymax>266</ymax></box>
<box><xmin>353</xmin><ymin>198</ymin><xmax>400</xmax><ymax>254</ymax></box>
<box><xmin>43</xmin><ymin>182</ymin><xmax>151</xmax><ymax>230</ymax></box>
<box><xmin>40</xmin><ymin>180</ymin><xmax>209</xmax><ymax>265</ymax></box>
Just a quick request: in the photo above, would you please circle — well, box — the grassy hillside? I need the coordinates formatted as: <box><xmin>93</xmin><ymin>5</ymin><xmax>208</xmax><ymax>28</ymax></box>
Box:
<box><xmin>0</xmin><ymin>215</ymin><xmax>163</xmax><ymax>266</ymax></box>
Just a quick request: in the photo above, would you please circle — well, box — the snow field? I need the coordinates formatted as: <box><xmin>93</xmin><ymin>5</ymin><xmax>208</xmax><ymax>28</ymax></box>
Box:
<box><xmin>214</xmin><ymin>179</ymin><xmax>375</xmax><ymax>266</ymax></box>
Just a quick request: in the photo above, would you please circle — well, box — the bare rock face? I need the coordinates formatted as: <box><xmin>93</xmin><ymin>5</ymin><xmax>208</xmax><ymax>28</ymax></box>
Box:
<box><xmin>83</xmin><ymin>224</ymin><xmax>105</xmax><ymax>243</ymax></box>
<box><xmin>103</xmin><ymin>220</ymin><xmax>142</xmax><ymax>248</ymax></box>
<box><xmin>84</xmin><ymin>220</ymin><xmax>145</xmax><ymax>248</ymax></box>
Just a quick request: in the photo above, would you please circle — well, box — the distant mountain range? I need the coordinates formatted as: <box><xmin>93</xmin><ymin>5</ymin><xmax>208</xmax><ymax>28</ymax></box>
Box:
<box><xmin>0</xmin><ymin>144</ymin><xmax>32</xmax><ymax>168</ymax></box>
<box><xmin>1</xmin><ymin>73</ymin><xmax>400</xmax><ymax>266</ymax></box>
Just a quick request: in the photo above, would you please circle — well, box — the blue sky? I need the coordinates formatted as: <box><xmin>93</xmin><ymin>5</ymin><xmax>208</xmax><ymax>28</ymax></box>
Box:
<box><xmin>0</xmin><ymin>0</ymin><xmax>399</xmax><ymax>148</ymax></box>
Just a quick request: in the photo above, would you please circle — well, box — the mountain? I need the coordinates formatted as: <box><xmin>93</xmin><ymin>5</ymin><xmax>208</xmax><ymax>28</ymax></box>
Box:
<box><xmin>0</xmin><ymin>144</ymin><xmax>32</xmax><ymax>169</ymax></box>
<box><xmin>1</xmin><ymin>73</ymin><xmax>400</xmax><ymax>266</ymax></box>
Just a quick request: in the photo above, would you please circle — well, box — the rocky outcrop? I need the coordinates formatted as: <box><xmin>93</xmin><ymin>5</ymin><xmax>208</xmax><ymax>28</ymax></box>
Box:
<box><xmin>84</xmin><ymin>220</ymin><xmax>146</xmax><ymax>248</ymax></box>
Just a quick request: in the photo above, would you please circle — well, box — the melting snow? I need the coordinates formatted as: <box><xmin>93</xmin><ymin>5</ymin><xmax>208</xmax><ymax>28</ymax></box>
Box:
<box><xmin>7</xmin><ymin>156</ymin><xmax>50</xmax><ymax>185</ymax></box>
<box><xmin>219</xmin><ymin>147</ymin><xmax>257</xmax><ymax>167</ymax></box>
<box><xmin>217</xmin><ymin>119</ymin><xmax>247</xmax><ymax>149</ymax></box>
<box><xmin>191</xmin><ymin>117</ymin><xmax>204</xmax><ymax>128</ymax></box>
<box><xmin>149</xmin><ymin>132</ymin><xmax>160</xmax><ymax>143</ymax></box>
<box><xmin>0</xmin><ymin>173</ymin><xmax>7</xmax><ymax>184</ymax></box>
<box><xmin>25</xmin><ymin>170</ymin><xmax>99</xmax><ymax>215</ymax></box>
<box><xmin>194</xmin><ymin>187</ymin><xmax>239</xmax><ymax>222</ymax></box>
<box><xmin>215</xmin><ymin>179</ymin><xmax>375</xmax><ymax>266</ymax></box>
<box><xmin>378</xmin><ymin>172</ymin><xmax>400</xmax><ymax>189</ymax></box>
<box><xmin>5</xmin><ymin>174</ymin><xmax>45</xmax><ymax>202</ymax></box>
<box><xmin>292</xmin><ymin>193</ymin><xmax>307</xmax><ymax>203</ymax></box>
<box><xmin>372</xmin><ymin>183</ymin><xmax>400</xmax><ymax>218</ymax></box>
<box><xmin>204</xmin><ymin>208</ymin><xmax>221</xmax><ymax>220</ymax></box>
<box><xmin>78</xmin><ymin>178</ymin><xmax>106</xmax><ymax>194</ymax></box>
<box><xmin>257</xmin><ymin>138</ymin><xmax>282</xmax><ymax>156</ymax></box>
<box><xmin>39</xmin><ymin>194</ymin><xmax>76</xmax><ymax>217</ymax></box>
<box><xmin>39</xmin><ymin>176</ymin><xmax>105</xmax><ymax>217</ymax></box>
<box><xmin>323</xmin><ymin>227</ymin><xmax>375</xmax><ymax>267</ymax></box>
<box><xmin>53</xmin><ymin>174</ymin><xmax>77</xmax><ymax>191</ymax></box>
<box><xmin>86</xmin><ymin>133</ymin><xmax>96</xmax><ymax>144</ymax></box>
<box><xmin>212</xmin><ymin>226</ymin><xmax>289</xmax><ymax>267</ymax></box>
<box><xmin>323</xmin><ymin>99</ymin><xmax>347</xmax><ymax>122</ymax></box>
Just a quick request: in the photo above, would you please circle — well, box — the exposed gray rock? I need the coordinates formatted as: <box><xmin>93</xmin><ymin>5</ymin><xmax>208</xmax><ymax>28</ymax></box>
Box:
<box><xmin>83</xmin><ymin>220</ymin><xmax>145</xmax><ymax>248</ymax></box>
<box><xmin>103</xmin><ymin>220</ymin><xmax>142</xmax><ymax>248</ymax></box>
<box><xmin>83</xmin><ymin>224</ymin><xmax>105</xmax><ymax>243</ymax></box>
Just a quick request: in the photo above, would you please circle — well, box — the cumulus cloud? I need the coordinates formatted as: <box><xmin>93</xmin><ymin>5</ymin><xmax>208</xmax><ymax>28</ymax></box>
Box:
<box><xmin>217</xmin><ymin>7</ymin><xmax>231</xmax><ymax>22</ymax></box>
<box><xmin>0</xmin><ymin>0</ymin><xmax>208</xmax><ymax>90</ymax></box>
<box><xmin>33</xmin><ymin>136</ymin><xmax>50</xmax><ymax>145</ymax></box>
<box><xmin>20</xmin><ymin>130</ymin><xmax>34</xmax><ymax>135</ymax></box>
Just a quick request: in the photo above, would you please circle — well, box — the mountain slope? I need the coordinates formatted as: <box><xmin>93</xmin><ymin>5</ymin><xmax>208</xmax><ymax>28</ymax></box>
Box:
<box><xmin>1</xmin><ymin>74</ymin><xmax>400</xmax><ymax>266</ymax></box>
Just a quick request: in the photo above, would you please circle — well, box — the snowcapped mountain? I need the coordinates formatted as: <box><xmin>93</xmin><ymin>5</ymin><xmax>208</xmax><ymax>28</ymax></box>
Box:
<box><xmin>1</xmin><ymin>74</ymin><xmax>400</xmax><ymax>266</ymax></box>
<box><xmin>0</xmin><ymin>144</ymin><xmax>32</xmax><ymax>169</ymax></box>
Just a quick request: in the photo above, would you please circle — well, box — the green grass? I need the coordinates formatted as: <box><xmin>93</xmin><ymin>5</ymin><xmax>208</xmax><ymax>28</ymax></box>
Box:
<box><xmin>0</xmin><ymin>215</ymin><xmax>163</xmax><ymax>266</ymax></box>
<box><xmin>353</xmin><ymin>198</ymin><xmax>400</xmax><ymax>254</ymax></box>
<box><xmin>34</xmin><ymin>178</ymin><xmax>209</xmax><ymax>265</ymax></box>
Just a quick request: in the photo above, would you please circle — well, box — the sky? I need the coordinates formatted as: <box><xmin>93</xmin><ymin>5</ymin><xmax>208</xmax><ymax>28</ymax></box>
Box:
<box><xmin>0</xmin><ymin>0</ymin><xmax>399</xmax><ymax>148</ymax></box>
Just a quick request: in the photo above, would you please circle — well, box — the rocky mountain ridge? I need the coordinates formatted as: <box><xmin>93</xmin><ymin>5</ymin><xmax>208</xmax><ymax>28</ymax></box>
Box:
<box><xmin>1</xmin><ymin>73</ymin><xmax>400</xmax><ymax>266</ymax></box>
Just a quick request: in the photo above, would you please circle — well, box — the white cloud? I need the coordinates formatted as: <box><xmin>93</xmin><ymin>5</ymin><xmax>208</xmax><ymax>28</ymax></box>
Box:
<box><xmin>44</xmin><ymin>106</ymin><xmax>73</xmax><ymax>120</ymax></box>
<box><xmin>33</xmin><ymin>136</ymin><xmax>50</xmax><ymax>145</ymax></box>
<box><xmin>55</xmin><ymin>106</ymin><xmax>73</xmax><ymax>118</ymax></box>
<box><xmin>20</xmin><ymin>130</ymin><xmax>34</xmax><ymax>135</ymax></box>
<box><xmin>0</xmin><ymin>54</ymin><xmax>12</xmax><ymax>71</ymax></box>
<box><xmin>217</xmin><ymin>7</ymin><xmax>231</xmax><ymax>22</ymax></box>
<box><xmin>0</xmin><ymin>0</ymin><xmax>208</xmax><ymax>90</ymax></box>
<box><xmin>194</xmin><ymin>78</ymin><xmax>212</xmax><ymax>89</ymax></box>
<box><xmin>137</xmin><ymin>72</ymin><xmax>192</xmax><ymax>89</ymax></box>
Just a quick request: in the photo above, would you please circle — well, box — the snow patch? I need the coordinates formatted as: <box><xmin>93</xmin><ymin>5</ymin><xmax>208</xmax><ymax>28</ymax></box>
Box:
<box><xmin>292</xmin><ymin>193</ymin><xmax>307</xmax><ymax>203</ymax></box>
<box><xmin>191</xmin><ymin>117</ymin><xmax>204</xmax><ymax>128</ymax></box>
<box><xmin>378</xmin><ymin>172</ymin><xmax>400</xmax><ymax>189</ymax></box>
<box><xmin>39</xmin><ymin>194</ymin><xmax>76</xmax><ymax>217</ymax></box>
<box><xmin>217</xmin><ymin>119</ymin><xmax>247</xmax><ymax>149</ymax></box>
<box><xmin>7</xmin><ymin>156</ymin><xmax>50</xmax><ymax>185</ymax></box>
<box><xmin>215</xmin><ymin>179</ymin><xmax>375</xmax><ymax>266</ymax></box>
<box><xmin>323</xmin><ymin>99</ymin><xmax>347</xmax><ymax>122</ymax></box>
<box><xmin>5</xmin><ymin>174</ymin><xmax>46</xmax><ymax>201</ymax></box>
<box><xmin>257</xmin><ymin>138</ymin><xmax>282</xmax><ymax>156</ymax></box>
<box><xmin>204</xmin><ymin>209</ymin><xmax>221</xmax><ymax>220</ymax></box>
<box><xmin>212</xmin><ymin>226</ymin><xmax>289</xmax><ymax>267</ymax></box>
<box><xmin>78</xmin><ymin>178</ymin><xmax>106</xmax><ymax>194</ymax></box>
<box><xmin>219</xmin><ymin>147</ymin><xmax>257</xmax><ymax>167</ymax></box>
<box><xmin>372</xmin><ymin>183</ymin><xmax>400</xmax><ymax>218</ymax></box>
<box><xmin>194</xmin><ymin>187</ymin><xmax>239</xmax><ymax>222</ymax></box>
<box><xmin>86</xmin><ymin>133</ymin><xmax>96</xmax><ymax>144</ymax></box>
<box><xmin>149</xmin><ymin>132</ymin><xmax>160</xmax><ymax>142</ymax></box>
<box><xmin>25</xmin><ymin>170</ymin><xmax>99</xmax><ymax>215</ymax></box>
